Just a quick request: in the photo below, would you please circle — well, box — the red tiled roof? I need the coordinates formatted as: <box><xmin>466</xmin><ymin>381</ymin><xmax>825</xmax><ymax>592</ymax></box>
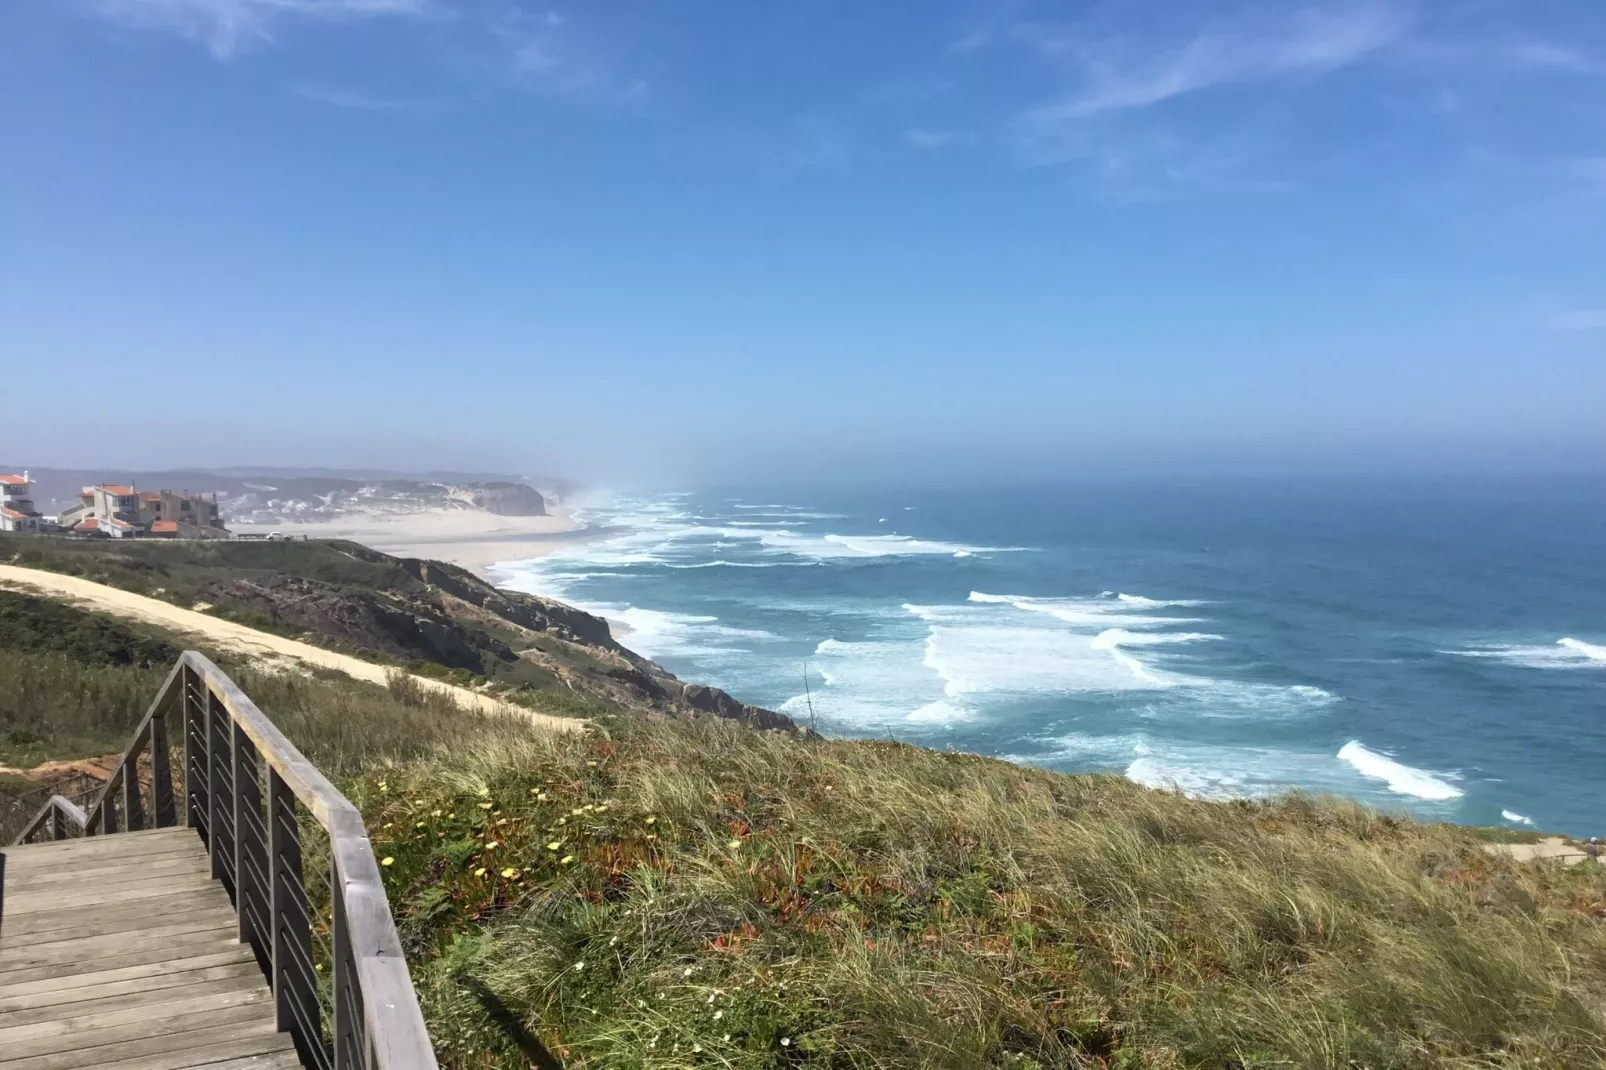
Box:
<box><xmin>0</xmin><ymin>474</ymin><xmax>27</xmax><ymax>486</ymax></box>
<box><xmin>2</xmin><ymin>507</ymin><xmax>29</xmax><ymax>520</ymax></box>
<box><xmin>75</xmin><ymin>518</ymin><xmax>101</xmax><ymax>531</ymax></box>
<box><xmin>108</xmin><ymin>518</ymin><xmax>135</xmax><ymax>530</ymax></box>
<box><xmin>101</xmin><ymin>484</ymin><xmax>136</xmax><ymax>496</ymax></box>
<box><xmin>151</xmin><ymin>520</ymin><xmax>179</xmax><ymax>533</ymax></box>
<box><xmin>141</xmin><ymin>492</ymin><xmax>162</xmax><ymax>503</ymax></box>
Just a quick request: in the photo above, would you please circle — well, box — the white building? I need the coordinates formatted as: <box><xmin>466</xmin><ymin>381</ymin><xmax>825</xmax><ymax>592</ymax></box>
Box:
<box><xmin>0</xmin><ymin>473</ymin><xmax>43</xmax><ymax>533</ymax></box>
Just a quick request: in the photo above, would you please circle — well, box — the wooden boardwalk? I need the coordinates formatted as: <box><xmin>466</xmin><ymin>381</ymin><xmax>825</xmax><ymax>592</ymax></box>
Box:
<box><xmin>0</xmin><ymin>827</ymin><xmax>299</xmax><ymax>1070</ymax></box>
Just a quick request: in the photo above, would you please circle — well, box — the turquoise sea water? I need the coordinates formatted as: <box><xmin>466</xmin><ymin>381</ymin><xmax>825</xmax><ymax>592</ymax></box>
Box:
<box><xmin>492</xmin><ymin>479</ymin><xmax>1606</xmax><ymax>835</ymax></box>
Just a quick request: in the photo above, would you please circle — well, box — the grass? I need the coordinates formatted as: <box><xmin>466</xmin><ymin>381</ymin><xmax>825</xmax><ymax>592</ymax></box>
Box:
<box><xmin>361</xmin><ymin>717</ymin><xmax>1606</xmax><ymax>1069</ymax></box>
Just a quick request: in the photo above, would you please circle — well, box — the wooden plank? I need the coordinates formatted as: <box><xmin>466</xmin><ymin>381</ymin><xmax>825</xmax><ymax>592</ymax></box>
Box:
<box><xmin>0</xmin><ymin>891</ymin><xmax>231</xmax><ymax>941</ymax></box>
<box><xmin>1</xmin><ymin>827</ymin><xmax>199</xmax><ymax>861</ymax></box>
<box><xmin>0</xmin><ymin>933</ymin><xmax>250</xmax><ymax>987</ymax></box>
<box><xmin>0</xmin><ymin>921</ymin><xmax>240</xmax><ymax>972</ymax></box>
<box><xmin>0</xmin><ymin>1017</ymin><xmax>292</xmax><ymax>1070</ymax></box>
<box><xmin>189</xmin><ymin>1054</ymin><xmax>304</xmax><ymax>1070</ymax></box>
<box><xmin>0</xmin><ymin>960</ymin><xmax>262</xmax><ymax>1012</ymax></box>
<box><xmin>0</xmin><ymin>998</ymin><xmax>275</xmax><ymax>1061</ymax></box>
<box><xmin>0</xmin><ymin>875</ymin><xmax>214</xmax><ymax>916</ymax></box>
<box><xmin>0</xmin><ymin>970</ymin><xmax>270</xmax><ymax>1033</ymax></box>
<box><xmin>0</xmin><ymin>948</ymin><xmax>256</xmax><ymax>1000</ymax></box>
<box><xmin>0</xmin><ymin>905</ymin><xmax>235</xmax><ymax>950</ymax></box>
<box><xmin>2</xmin><ymin>851</ymin><xmax>210</xmax><ymax>891</ymax></box>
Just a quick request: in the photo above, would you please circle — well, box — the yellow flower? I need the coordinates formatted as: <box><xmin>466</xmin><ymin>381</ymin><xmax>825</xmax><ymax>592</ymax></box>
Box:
<box><xmin>381</xmin><ymin>857</ymin><xmax>395</xmax><ymax>866</ymax></box>
<box><xmin>415</xmin><ymin>821</ymin><xmax>426</xmax><ymax>829</ymax></box>
<box><xmin>500</xmin><ymin>867</ymin><xmax>518</xmax><ymax>878</ymax></box>
<box><xmin>431</xmin><ymin>809</ymin><xmax>442</xmax><ymax>817</ymax></box>
<box><xmin>530</xmin><ymin>788</ymin><xmax>541</xmax><ymax>795</ymax></box>
<box><xmin>571</xmin><ymin>808</ymin><xmax>584</xmax><ymax>816</ymax></box>
<box><xmin>474</xmin><ymin>867</ymin><xmax>487</xmax><ymax>877</ymax></box>
<box><xmin>645</xmin><ymin>816</ymin><xmax>657</xmax><ymax>825</ymax></box>
<box><xmin>478</xmin><ymin>802</ymin><xmax>493</xmax><ymax>810</ymax></box>
<box><xmin>382</xmin><ymin>822</ymin><xmax>393</xmax><ymax>829</ymax></box>
<box><xmin>547</xmin><ymin>841</ymin><xmax>562</xmax><ymax>851</ymax></box>
<box><xmin>728</xmin><ymin>839</ymin><xmax>743</xmax><ymax>850</ymax></box>
<box><xmin>478</xmin><ymin>787</ymin><xmax>490</xmax><ymax>797</ymax></box>
<box><xmin>560</xmin><ymin>854</ymin><xmax>575</xmax><ymax>864</ymax></box>
<box><xmin>447</xmin><ymin>813</ymin><xmax>455</xmax><ymax>819</ymax></box>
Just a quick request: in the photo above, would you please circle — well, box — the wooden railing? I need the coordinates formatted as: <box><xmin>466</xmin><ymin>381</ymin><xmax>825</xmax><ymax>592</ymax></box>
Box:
<box><xmin>11</xmin><ymin>651</ymin><xmax>438</xmax><ymax>1070</ymax></box>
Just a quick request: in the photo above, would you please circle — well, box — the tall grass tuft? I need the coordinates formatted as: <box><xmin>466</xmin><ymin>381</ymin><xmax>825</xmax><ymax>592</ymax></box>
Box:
<box><xmin>366</xmin><ymin>717</ymin><xmax>1606</xmax><ymax>1068</ymax></box>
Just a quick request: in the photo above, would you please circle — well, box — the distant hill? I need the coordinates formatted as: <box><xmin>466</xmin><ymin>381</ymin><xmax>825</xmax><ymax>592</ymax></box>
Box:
<box><xmin>0</xmin><ymin>466</ymin><xmax>576</xmax><ymax>524</ymax></box>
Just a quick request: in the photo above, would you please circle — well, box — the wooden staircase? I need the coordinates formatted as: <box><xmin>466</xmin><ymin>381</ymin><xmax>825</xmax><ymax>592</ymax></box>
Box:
<box><xmin>0</xmin><ymin>654</ymin><xmax>436</xmax><ymax>1070</ymax></box>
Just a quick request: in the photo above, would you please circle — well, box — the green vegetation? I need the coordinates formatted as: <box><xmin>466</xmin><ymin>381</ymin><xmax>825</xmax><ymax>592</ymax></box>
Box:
<box><xmin>369</xmin><ymin>719</ymin><xmax>1606</xmax><ymax>1069</ymax></box>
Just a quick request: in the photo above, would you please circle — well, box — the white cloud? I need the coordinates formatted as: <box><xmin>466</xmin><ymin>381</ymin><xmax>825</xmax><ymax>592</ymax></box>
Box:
<box><xmin>1510</xmin><ymin>42</ymin><xmax>1601</xmax><ymax>75</ymax></box>
<box><xmin>1028</xmin><ymin>5</ymin><xmax>1408</xmax><ymax>120</ymax></box>
<box><xmin>89</xmin><ymin>0</ymin><xmax>435</xmax><ymax>59</ymax></box>
<box><xmin>292</xmin><ymin>84</ymin><xmax>428</xmax><ymax>110</ymax></box>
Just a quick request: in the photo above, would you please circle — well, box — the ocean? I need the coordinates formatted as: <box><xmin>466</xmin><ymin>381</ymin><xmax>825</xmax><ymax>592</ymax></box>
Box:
<box><xmin>492</xmin><ymin>479</ymin><xmax>1606</xmax><ymax>835</ymax></box>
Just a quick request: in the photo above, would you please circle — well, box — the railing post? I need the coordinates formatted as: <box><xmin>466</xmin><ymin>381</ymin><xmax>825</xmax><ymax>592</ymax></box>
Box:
<box><xmin>269</xmin><ymin>767</ymin><xmax>323</xmax><ymax>1067</ymax></box>
<box><xmin>49</xmin><ymin>807</ymin><xmax>63</xmax><ymax>841</ymax></box>
<box><xmin>122</xmin><ymin>729</ymin><xmax>146</xmax><ymax>833</ymax></box>
<box><xmin>152</xmin><ymin>707</ymin><xmax>178</xmax><ymax>828</ymax></box>
<box><xmin>233</xmin><ymin>723</ymin><xmax>268</xmax><ymax>954</ymax></box>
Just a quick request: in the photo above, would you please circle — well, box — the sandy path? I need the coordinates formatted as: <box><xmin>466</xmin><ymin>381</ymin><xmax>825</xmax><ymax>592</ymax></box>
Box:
<box><xmin>0</xmin><ymin>564</ymin><xmax>586</xmax><ymax>735</ymax></box>
<box><xmin>1482</xmin><ymin>837</ymin><xmax>1602</xmax><ymax>865</ymax></box>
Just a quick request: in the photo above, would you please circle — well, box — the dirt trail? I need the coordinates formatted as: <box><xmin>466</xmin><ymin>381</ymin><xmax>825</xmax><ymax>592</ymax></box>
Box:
<box><xmin>1482</xmin><ymin>837</ymin><xmax>1602</xmax><ymax>866</ymax></box>
<box><xmin>0</xmin><ymin>563</ymin><xmax>586</xmax><ymax>735</ymax></box>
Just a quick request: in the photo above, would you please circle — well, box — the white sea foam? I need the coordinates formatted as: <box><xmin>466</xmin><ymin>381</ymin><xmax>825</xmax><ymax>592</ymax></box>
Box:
<box><xmin>1502</xmin><ymin>809</ymin><xmax>1535</xmax><ymax>825</ymax></box>
<box><xmin>1015</xmin><ymin>734</ymin><xmax>1354</xmax><ymax>801</ymax></box>
<box><xmin>968</xmin><ymin>591</ymin><xmax>1202</xmax><ymax>627</ymax></box>
<box><xmin>1448</xmin><ymin>637</ymin><xmax>1606</xmax><ymax>670</ymax></box>
<box><xmin>1337</xmin><ymin>741</ymin><xmax>1463</xmax><ymax>801</ymax></box>
<box><xmin>1116</xmin><ymin>593</ymin><xmax>1206</xmax><ymax>607</ymax></box>
<box><xmin>761</xmin><ymin>531</ymin><xmax>1009</xmax><ymax>560</ymax></box>
<box><xmin>608</xmin><ymin>607</ymin><xmax>780</xmax><ymax>660</ymax></box>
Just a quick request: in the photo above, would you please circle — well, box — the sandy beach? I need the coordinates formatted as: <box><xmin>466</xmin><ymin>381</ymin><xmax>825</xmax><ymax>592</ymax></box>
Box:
<box><xmin>232</xmin><ymin>504</ymin><xmax>591</xmax><ymax>577</ymax></box>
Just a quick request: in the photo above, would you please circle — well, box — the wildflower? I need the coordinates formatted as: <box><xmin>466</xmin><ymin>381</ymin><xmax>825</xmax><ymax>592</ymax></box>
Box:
<box><xmin>595</xmin><ymin>804</ymin><xmax>608</xmax><ymax>812</ymax></box>
<box><xmin>682</xmin><ymin>967</ymin><xmax>693</xmax><ymax>978</ymax></box>
<box><xmin>381</xmin><ymin>857</ymin><xmax>395</xmax><ymax>867</ymax></box>
<box><xmin>728</xmin><ymin>839</ymin><xmax>742</xmax><ymax>850</ymax></box>
<box><xmin>645</xmin><ymin>816</ymin><xmax>657</xmax><ymax>825</ymax></box>
<box><xmin>495</xmin><ymin>819</ymin><xmax>508</xmax><ymax>826</ymax></box>
<box><xmin>415</xmin><ymin>822</ymin><xmax>426</xmax><ymax>829</ymax></box>
<box><xmin>574</xmin><ymin>961</ymin><xmax>585</xmax><ymax>971</ymax></box>
<box><xmin>478</xmin><ymin>802</ymin><xmax>493</xmax><ymax>810</ymax></box>
<box><xmin>609</xmin><ymin>936</ymin><xmax>618</xmax><ymax>945</ymax></box>
<box><xmin>714</xmin><ymin>1010</ymin><xmax>724</xmax><ymax>1020</ymax></box>
<box><xmin>547</xmin><ymin>841</ymin><xmax>562</xmax><ymax>850</ymax></box>
<box><xmin>530</xmin><ymin>788</ymin><xmax>541</xmax><ymax>795</ymax></box>
<box><xmin>474</xmin><ymin>867</ymin><xmax>487</xmax><ymax>877</ymax></box>
<box><xmin>571</xmin><ymin>808</ymin><xmax>584</xmax><ymax>816</ymax></box>
<box><xmin>692</xmin><ymin>1044</ymin><xmax>703</xmax><ymax>1053</ymax></box>
<box><xmin>382</xmin><ymin>822</ymin><xmax>393</xmax><ymax>830</ymax></box>
<box><xmin>431</xmin><ymin>809</ymin><xmax>442</xmax><ymax>817</ymax></box>
<box><xmin>723</xmin><ymin>1034</ymin><xmax>731</xmax><ymax>1042</ymax></box>
<box><xmin>587</xmin><ymin>760</ymin><xmax>598</xmax><ymax>767</ymax></box>
<box><xmin>561</xmin><ymin>855</ymin><xmax>575</xmax><ymax>864</ymax></box>
<box><xmin>501</xmin><ymin>867</ymin><xmax>518</xmax><ymax>878</ymax></box>
<box><xmin>478</xmin><ymin>787</ymin><xmax>490</xmax><ymax>797</ymax></box>
<box><xmin>781</xmin><ymin>1038</ymin><xmax>792</xmax><ymax>1047</ymax></box>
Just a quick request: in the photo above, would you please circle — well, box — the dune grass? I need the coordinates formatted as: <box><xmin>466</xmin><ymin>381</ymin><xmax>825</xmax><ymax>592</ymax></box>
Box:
<box><xmin>361</xmin><ymin>716</ymin><xmax>1606</xmax><ymax>1069</ymax></box>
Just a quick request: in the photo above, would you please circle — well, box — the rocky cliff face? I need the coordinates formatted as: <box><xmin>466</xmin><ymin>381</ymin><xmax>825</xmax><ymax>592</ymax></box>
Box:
<box><xmin>459</xmin><ymin>482</ymin><xmax>546</xmax><ymax>516</ymax></box>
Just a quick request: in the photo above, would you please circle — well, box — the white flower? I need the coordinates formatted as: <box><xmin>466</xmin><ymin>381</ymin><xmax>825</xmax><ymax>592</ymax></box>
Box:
<box><xmin>714</xmin><ymin>1010</ymin><xmax>724</xmax><ymax>1020</ymax></box>
<box><xmin>781</xmin><ymin>1037</ymin><xmax>792</xmax><ymax>1047</ymax></box>
<box><xmin>574</xmin><ymin>961</ymin><xmax>585</xmax><ymax>971</ymax></box>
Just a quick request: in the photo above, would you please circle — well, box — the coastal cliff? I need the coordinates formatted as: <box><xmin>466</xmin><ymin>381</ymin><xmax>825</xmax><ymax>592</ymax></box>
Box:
<box><xmin>0</xmin><ymin>535</ymin><xmax>800</xmax><ymax>734</ymax></box>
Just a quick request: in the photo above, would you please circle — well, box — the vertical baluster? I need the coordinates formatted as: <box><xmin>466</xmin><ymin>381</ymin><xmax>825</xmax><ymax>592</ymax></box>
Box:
<box><xmin>185</xmin><ymin>666</ymin><xmax>205</xmax><ymax>831</ymax></box>
<box><xmin>269</xmin><ymin>767</ymin><xmax>324</xmax><ymax>1068</ymax></box>
<box><xmin>152</xmin><ymin>705</ymin><xmax>177</xmax><ymax>828</ymax></box>
<box><xmin>234</xmin><ymin>724</ymin><xmax>267</xmax><ymax>953</ymax></box>
<box><xmin>49</xmin><ymin>806</ymin><xmax>64</xmax><ymax>841</ymax></box>
<box><xmin>122</xmin><ymin>728</ymin><xmax>146</xmax><ymax>833</ymax></box>
<box><xmin>206</xmin><ymin>687</ymin><xmax>225</xmax><ymax>879</ymax></box>
<box><xmin>103</xmin><ymin>772</ymin><xmax>120</xmax><ymax>835</ymax></box>
<box><xmin>331</xmin><ymin>863</ymin><xmax>362</xmax><ymax>1069</ymax></box>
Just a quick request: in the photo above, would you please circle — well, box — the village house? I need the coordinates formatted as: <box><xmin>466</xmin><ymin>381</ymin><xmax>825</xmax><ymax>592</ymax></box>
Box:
<box><xmin>0</xmin><ymin>473</ymin><xmax>45</xmax><ymax>533</ymax></box>
<box><xmin>56</xmin><ymin>483</ymin><xmax>229</xmax><ymax>538</ymax></box>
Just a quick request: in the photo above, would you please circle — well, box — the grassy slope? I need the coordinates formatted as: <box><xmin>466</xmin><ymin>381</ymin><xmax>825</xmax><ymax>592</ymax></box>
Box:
<box><xmin>369</xmin><ymin>720</ymin><xmax>1606</xmax><ymax>1069</ymax></box>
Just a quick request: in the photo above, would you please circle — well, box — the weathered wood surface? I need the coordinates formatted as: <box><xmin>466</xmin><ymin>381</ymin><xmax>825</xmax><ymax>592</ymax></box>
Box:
<box><xmin>0</xmin><ymin>828</ymin><xmax>298</xmax><ymax>1070</ymax></box>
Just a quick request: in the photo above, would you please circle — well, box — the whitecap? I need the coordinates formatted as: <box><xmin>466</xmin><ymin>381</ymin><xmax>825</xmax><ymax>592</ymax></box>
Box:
<box><xmin>1447</xmin><ymin>637</ymin><xmax>1606</xmax><ymax>670</ymax></box>
<box><xmin>1502</xmin><ymin>809</ymin><xmax>1535</xmax><ymax>826</ymax></box>
<box><xmin>1337</xmin><ymin>741</ymin><xmax>1463</xmax><ymax>801</ymax></box>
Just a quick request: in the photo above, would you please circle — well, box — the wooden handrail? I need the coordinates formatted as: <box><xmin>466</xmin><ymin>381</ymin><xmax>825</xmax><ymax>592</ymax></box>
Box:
<box><xmin>8</xmin><ymin>651</ymin><xmax>439</xmax><ymax>1070</ymax></box>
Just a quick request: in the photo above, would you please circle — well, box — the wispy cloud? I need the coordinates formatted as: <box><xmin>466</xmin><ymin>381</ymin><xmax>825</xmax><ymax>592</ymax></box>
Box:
<box><xmin>88</xmin><ymin>0</ymin><xmax>436</xmax><ymax>59</ymax></box>
<box><xmin>292</xmin><ymin>84</ymin><xmax>433</xmax><ymax>111</ymax></box>
<box><xmin>1032</xmin><ymin>5</ymin><xmax>1408</xmax><ymax>120</ymax></box>
<box><xmin>1509</xmin><ymin>42</ymin><xmax>1603</xmax><ymax>76</ymax></box>
<box><xmin>492</xmin><ymin>6</ymin><xmax>648</xmax><ymax>103</ymax></box>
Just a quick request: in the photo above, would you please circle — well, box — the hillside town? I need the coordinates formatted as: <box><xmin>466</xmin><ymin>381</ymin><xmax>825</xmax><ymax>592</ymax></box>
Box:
<box><xmin>0</xmin><ymin>471</ymin><xmax>229</xmax><ymax>539</ymax></box>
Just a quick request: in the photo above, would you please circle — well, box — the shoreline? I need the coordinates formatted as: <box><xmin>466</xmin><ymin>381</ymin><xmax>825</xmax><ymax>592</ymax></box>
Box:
<box><xmin>232</xmin><ymin>504</ymin><xmax>595</xmax><ymax>577</ymax></box>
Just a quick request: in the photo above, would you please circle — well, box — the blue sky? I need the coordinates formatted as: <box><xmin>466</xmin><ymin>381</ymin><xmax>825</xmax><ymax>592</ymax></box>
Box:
<box><xmin>2</xmin><ymin>1</ymin><xmax>1602</xmax><ymax>481</ymax></box>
